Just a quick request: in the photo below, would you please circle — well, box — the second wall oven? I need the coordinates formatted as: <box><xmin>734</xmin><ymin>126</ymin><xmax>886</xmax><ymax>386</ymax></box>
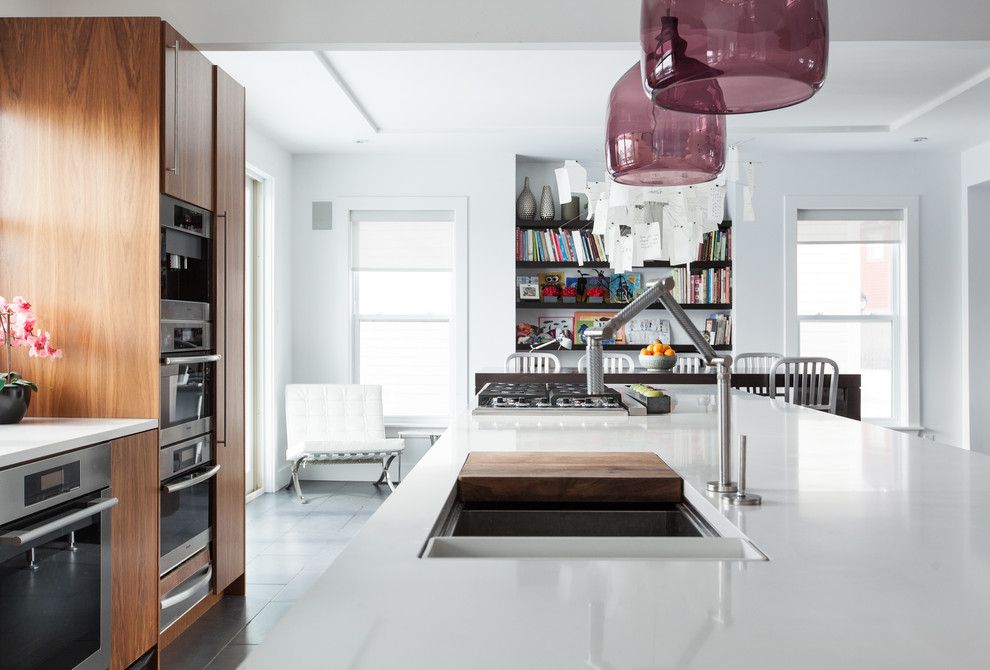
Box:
<box><xmin>159</xmin><ymin>435</ymin><xmax>219</xmax><ymax>575</ymax></box>
<box><xmin>160</xmin><ymin>354</ymin><xmax>219</xmax><ymax>447</ymax></box>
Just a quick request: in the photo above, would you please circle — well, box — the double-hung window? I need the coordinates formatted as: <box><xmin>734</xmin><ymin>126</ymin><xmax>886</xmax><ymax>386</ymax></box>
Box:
<box><xmin>350</xmin><ymin>210</ymin><xmax>455</xmax><ymax>423</ymax></box>
<box><xmin>790</xmin><ymin>205</ymin><xmax>917</xmax><ymax>424</ymax></box>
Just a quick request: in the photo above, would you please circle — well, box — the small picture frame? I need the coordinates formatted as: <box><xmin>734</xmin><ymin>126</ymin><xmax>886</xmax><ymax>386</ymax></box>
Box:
<box><xmin>519</xmin><ymin>283</ymin><xmax>540</xmax><ymax>300</ymax></box>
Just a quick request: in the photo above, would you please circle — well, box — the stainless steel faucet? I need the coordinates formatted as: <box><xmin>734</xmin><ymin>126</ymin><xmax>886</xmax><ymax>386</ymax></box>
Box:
<box><xmin>583</xmin><ymin>277</ymin><xmax>738</xmax><ymax>493</ymax></box>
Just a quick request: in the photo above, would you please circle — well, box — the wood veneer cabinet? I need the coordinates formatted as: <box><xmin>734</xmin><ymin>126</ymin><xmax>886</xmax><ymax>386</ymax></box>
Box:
<box><xmin>214</xmin><ymin>66</ymin><xmax>247</xmax><ymax>594</ymax></box>
<box><xmin>111</xmin><ymin>430</ymin><xmax>161</xmax><ymax>670</ymax></box>
<box><xmin>0</xmin><ymin>17</ymin><xmax>161</xmax><ymax>421</ymax></box>
<box><xmin>161</xmin><ymin>22</ymin><xmax>215</xmax><ymax>211</ymax></box>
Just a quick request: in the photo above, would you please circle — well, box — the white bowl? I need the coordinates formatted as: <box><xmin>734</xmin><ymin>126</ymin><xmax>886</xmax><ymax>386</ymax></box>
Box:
<box><xmin>639</xmin><ymin>354</ymin><xmax>677</xmax><ymax>371</ymax></box>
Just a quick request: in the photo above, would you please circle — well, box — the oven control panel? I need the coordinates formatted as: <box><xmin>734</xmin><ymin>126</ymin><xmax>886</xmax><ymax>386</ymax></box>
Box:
<box><xmin>25</xmin><ymin>461</ymin><xmax>81</xmax><ymax>506</ymax></box>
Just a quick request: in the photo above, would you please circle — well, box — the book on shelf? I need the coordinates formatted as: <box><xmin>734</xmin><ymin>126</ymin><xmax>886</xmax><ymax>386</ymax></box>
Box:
<box><xmin>697</xmin><ymin>229</ymin><xmax>732</xmax><ymax>262</ymax></box>
<box><xmin>516</xmin><ymin>227</ymin><xmax>608</xmax><ymax>263</ymax></box>
<box><xmin>703</xmin><ymin>313</ymin><xmax>733</xmax><ymax>347</ymax></box>
<box><xmin>669</xmin><ymin>267</ymin><xmax>732</xmax><ymax>304</ymax></box>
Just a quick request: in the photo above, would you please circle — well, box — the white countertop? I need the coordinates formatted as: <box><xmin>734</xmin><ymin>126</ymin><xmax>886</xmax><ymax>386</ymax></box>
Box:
<box><xmin>243</xmin><ymin>389</ymin><xmax>990</xmax><ymax>670</ymax></box>
<box><xmin>0</xmin><ymin>417</ymin><xmax>158</xmax><ymax>468</ymax></box>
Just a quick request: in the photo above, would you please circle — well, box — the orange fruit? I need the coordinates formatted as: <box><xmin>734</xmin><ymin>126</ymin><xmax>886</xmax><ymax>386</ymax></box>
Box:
<box><xmin>664</xmin><ymin>350</ymin><xmax>675</xmax><ymax>357</ymax></box>
<box><xmin>640</xmin><ymin>348</ymin><xmax>651</xmax><ymax>356</ymax></box>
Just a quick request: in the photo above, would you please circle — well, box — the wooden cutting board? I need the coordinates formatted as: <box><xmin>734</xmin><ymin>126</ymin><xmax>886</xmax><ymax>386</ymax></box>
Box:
<box><xmin>457</xmin><ymin>452</ymin><xmax>682</xmax><ymax>504</ymax></box>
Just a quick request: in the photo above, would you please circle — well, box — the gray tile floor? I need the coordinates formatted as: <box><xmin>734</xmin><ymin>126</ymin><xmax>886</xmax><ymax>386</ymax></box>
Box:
<box><xmin>161</xmin><ymin>481</ymin><xmax>390</xmax><ymax>670</ymax></box>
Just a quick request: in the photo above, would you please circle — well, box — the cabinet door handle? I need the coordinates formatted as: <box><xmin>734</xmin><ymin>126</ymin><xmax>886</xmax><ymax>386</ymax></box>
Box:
<box><xmin>164</xmin><ymin>353</ymin><xmax>222</xmax><ymax>365</ymax></box>
<box><xmin>167</xmin><ymin>39</ymin><xmax>180</xmax><ymax>175</ymax></box>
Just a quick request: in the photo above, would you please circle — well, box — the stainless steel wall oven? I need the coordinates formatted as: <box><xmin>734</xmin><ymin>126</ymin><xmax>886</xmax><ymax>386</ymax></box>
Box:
<box><xmin>0</xmin><ymin>443</ymin><xmax>117</xmax><ymax>670</ymax></box>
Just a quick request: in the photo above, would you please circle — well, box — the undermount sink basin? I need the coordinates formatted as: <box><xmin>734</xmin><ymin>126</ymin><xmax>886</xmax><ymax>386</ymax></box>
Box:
<box><xmin>421</xmin><ymin>501</ymin><xmax>767</xmax><ymax>561</ymax></box>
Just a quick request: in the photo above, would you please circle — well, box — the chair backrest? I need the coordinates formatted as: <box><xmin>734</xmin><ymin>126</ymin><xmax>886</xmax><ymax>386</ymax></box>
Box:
<box><xmin>674</xmin><ymin>353</ymin><xmax>706</xmax><ymax>373</ymax></box>
<box><xmin>505</xmin><ymin>352</ymin><xmax>561</xmax><ymax>373</ymax></box>
<box><xmin>733</xmin><ymin>352</ymin><xmax>782</xmax><ymax>396</ymax></box>
<box><xmin>577</xmin><ymin>353</ymin><xmax>635</xmax><ymax>373</ymax></box>
<box><xmin>769</xmin><ymin>357</ymin><xmax>839</xmax><ymax>414</ymax></box>
<box><xmin>285</xmin><ymin>385</ymin><xmax>387</xmax><ymax>456</ymax></box>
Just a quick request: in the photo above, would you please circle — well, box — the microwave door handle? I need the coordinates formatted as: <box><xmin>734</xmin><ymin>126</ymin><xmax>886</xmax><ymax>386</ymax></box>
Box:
<box><xmin>164</xmin><ymin>354</ymin><xmax>222</xmax><ymax>365</ymax></box>
<box><xmin>161</xmin><ymin>564</ymin><xmax>213</xmax><ymax>609</ymax></box>
<box><xmin>0</xmin><ymin>496</ymin><xmax>120</xmax><ymax>546</ymax></box>
<box><xmin>162</xmin><ymin>464</ymin><xmax>221</xmax><ymax>493</ymax></box>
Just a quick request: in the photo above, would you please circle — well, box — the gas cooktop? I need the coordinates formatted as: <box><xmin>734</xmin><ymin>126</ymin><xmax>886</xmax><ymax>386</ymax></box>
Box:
<box><xmin>474</xmin><ymin>383</ymin><xmax>627</xmax><ymax>415</ymax></box>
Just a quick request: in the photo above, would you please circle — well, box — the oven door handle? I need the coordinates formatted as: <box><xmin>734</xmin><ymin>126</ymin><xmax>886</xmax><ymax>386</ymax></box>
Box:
<box><xmin>161</xmin><ymin>564</ymin><xmax>213</xmax><ymax>610</ymax></box>
<box><xmin>162</xmin><ymin>464</ymin><xmax>221</xmax><ymax>493</ymax></box>
<box><xmin>164</xmin><ymin>354</ymin><xmax>222</xmax><ymax>365</ymax></box>
<box><xmin>0</xmin><ymin>496</ymin><xmax>119</xmax><ymax>546</ymax></box>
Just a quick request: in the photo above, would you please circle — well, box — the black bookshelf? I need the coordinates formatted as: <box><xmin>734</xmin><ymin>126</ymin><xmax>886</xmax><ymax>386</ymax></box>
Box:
<box><xmin>516</xmin><ymin>301</ymin><xmax>731</xmax><ymax>311</ymax></box>
<box><xmin>515</xmin><ymin>343</ymin><xmax>732</xmax><ymax>353</ymax></box>
<box><xmin>515</xmin><ymin>260</ymin><xmax>731</xmax><ymax>270</ymax></box>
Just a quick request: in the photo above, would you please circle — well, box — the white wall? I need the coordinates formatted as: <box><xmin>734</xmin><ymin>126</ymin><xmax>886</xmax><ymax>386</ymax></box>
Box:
<box><xmin>961</xmin><ymin>140</ymin><xmax>990</xmax><ymax>454</ymax></box>
<box><xmin>735</xmin><ymin>149</ymin><xmax>963</xmax><ymax>446</ymax></box>
<box><xmin>246</xmin><ymin>126</ymin><xmax>294</xmax><ymax>489</ymax></box>
<box><xmin>290</xmin><ymin>152</ymin><xmax>515</xmax><ymax>479</ymax></box>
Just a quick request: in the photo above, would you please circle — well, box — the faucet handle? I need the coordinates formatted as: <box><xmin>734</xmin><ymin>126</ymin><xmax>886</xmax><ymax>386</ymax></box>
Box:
<box><xmin>729</xmin><ymin>434</ymin><xmax>762</xmax><ymax>506</ymax></box>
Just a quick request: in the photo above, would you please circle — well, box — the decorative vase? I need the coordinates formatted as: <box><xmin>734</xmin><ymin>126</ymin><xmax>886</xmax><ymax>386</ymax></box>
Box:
<box><xmin>516</xmin><ymin>177</ymin><xmax>537</xmax><ymax>220</ymax></box>
<box><xmin>539</xmin><ymin>185</ymin><xmax>555</xmax><ymax>221</ymax></box>
<box><xmin>542</xmin><ymin>296</ymin><xmax>559</xmax><ymax>303</ymax></box>
<box><xmin>587</xmin><ymin>297</ymin><xmax>604</xmax><ymax>304</ymax></box>
<box><xmin>562</xmin><ymin>296</ymin><xmax>576</xmax><ymax>303</ymax></box>
<box><xmin>0</xmin><ymin>385</ymin><xmax>32</xmax><ymax>424</ymax></box>
<box><xmin>561</xmin><ymin>196</ymin><xmax>581</xmax><ymax>221</ymax></box>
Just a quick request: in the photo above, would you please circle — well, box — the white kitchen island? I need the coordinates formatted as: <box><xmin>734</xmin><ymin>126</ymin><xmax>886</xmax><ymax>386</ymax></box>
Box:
<box><xmin>242</xmin><ymin>389</ymin><xmax>990</xmax><ymax>669</ymax></box>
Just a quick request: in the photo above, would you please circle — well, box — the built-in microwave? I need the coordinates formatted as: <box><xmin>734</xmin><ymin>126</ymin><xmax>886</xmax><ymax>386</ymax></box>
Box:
<box><xmin>161</xmin><ymin>300</ymin><xmax>211</xmax><ymax>354</ymax></box>
<box><xmin>160</xmin><ymin>354</ymin><xmax>219</xmax><ymax>447</ymax></box>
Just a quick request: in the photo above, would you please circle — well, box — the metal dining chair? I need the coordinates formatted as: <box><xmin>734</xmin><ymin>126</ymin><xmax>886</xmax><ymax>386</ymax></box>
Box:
<box><xmin>769</xmin><ymin>357</ymin><xmax>839</xmax><ymax>414</ymax></box>
<box><xmin>733</xmin><ymin>352</ymin><xmax>782</xmax><ymax>396</ymax></box>
<box><xmin>504</xmin><ymin>352</ymin><xmax>562</xmax><ymax>373</ymax></box>
<box><xmin>674</xmin><ymin>353</ymin><xmax>707</xmax><ymax>373</ymax></box>
<box><xmin>577</xmin><ymin>353</ymin><xmax>635</xmax><ymax>373</ymax></box>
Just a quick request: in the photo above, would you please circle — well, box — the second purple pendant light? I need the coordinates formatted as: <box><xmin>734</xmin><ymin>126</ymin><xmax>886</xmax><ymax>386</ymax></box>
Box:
<box><xmin>606</xmin><ymin>0</ymin><xmax>829</xmax><ymax>186</ymax></box>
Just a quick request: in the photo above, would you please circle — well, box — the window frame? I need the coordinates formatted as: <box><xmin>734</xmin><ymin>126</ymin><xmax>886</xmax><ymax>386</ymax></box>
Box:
<box><xmin>783</xmin><ymin>195</ymin><xmax>920</xmax><ymax>428</ymax></box>
<box><xmin>336</xmin><ymin>197</ymin><xmax>469</xmax><ymax>426</ymax></box>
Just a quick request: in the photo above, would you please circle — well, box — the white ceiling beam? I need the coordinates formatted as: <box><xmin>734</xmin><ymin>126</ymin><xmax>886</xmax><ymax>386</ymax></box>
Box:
<box><xmin>891</xmin><ymin>63</ymin><xmax>990</xmax><ymax>130</ymax></box>
<box><xmin>13</xmin><ymin>0</ymin><xmax>990</xmax><ymax>48</ymax></box>
<box><xmin>312</xmin><ymin>51</ymin><xmax>380</xmax><ymax>135</ymax></box>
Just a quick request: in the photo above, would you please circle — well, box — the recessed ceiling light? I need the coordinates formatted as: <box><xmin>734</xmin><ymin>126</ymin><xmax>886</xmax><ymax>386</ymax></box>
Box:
<box><xmin>911</xmin><ymin>136</ymin><xmax>929</xmax><ymax>143</ymax></box>
<box><xmin>354</xmin><ymin>139</ymin><xmax>369</xmax><ymax>144</ymax></box>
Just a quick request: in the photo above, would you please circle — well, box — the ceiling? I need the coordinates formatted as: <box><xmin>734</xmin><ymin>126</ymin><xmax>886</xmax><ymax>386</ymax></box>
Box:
<box><xmin>207</xmin><ymin>41</ymin><xmax>990</xmax><ymax>158</ymax></box>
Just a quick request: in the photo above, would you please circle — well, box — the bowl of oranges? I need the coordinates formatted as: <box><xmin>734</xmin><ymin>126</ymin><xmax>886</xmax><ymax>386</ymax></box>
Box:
<box><xmin>639</xmin><ymin>341</ymin><xmax>677</xmax><ymax>371</ymax></box>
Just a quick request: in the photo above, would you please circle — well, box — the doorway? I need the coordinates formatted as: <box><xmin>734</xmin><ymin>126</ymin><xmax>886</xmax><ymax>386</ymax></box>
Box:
<box><xmin>245</xmin><ymin>167</ymin><xmax>275</xmax><ymax>496</ymax></box>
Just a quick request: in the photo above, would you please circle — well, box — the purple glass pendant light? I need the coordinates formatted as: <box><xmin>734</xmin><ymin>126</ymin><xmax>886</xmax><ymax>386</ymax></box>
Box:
<box><xmin>641</xmin><ymin>0</ymin><xmax>829</xmax><ymax>114</ymax></box>
<box><xmin>606</xmin><ymin>64</ymin><xmax>725</xmax><ymax>186</ymax></box>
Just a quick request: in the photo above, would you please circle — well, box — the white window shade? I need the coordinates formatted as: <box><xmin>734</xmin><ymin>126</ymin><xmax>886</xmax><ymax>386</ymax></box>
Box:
<box><xmin>797</xmin><ymin>209</ymin><xmax>903</xmax><ymax>243</ymax></box>
<box><xmin>352</xmin><ymin>212</ymin><xmax>453</xmax><ymax>270</ymax></box>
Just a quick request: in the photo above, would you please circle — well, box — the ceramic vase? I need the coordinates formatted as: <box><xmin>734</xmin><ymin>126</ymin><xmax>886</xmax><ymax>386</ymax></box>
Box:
<box><xmin>539</xmin><ymin>186</ymin><xmax>555</xmax><ymax>221</ymax></box>
<box><xmin>516</xmin><ymin>177</ymin><xmax>537</xmax><ymax>220</ymax></box>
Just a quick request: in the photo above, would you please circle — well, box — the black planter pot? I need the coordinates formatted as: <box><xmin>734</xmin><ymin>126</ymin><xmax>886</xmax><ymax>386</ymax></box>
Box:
<box><xmin>0</xmin><ymin>385</ymin><xmax>32</xmax><ymax>424</ymax></box>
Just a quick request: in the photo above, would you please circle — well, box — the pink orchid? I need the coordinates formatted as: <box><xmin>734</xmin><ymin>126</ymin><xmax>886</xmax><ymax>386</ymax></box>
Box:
<box><xmin>1</xmin><ymin>296</ymin><xmax>62</xmax><ymax>391</ymax></box>
<box><xmin>13</xmin><ymin>297</ymin><xmax>32</xmax><ymax>313</ymax></box>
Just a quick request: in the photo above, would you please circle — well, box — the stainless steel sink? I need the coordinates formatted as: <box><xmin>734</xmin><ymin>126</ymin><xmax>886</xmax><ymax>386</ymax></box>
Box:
<box><xmin>421</xmin><ymin>501</ymin><xmax>767</xmax><ymax>561</ymax></box>
<box><xmin>442</xmin><ymin>503</ymin><xmax>716</xmax><ymax>538</ymax></box>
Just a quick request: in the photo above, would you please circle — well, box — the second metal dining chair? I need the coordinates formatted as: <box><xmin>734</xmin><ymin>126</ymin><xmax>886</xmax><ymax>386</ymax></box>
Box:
<box><xmin>733</xmin><ymin>352</ymin><xmax>782</xmax><ymax>396</ymax></box>
<box><xmin>769</xmin><ymin>357</ymin><xmax>839</xmax><ymax>414</ymax></box>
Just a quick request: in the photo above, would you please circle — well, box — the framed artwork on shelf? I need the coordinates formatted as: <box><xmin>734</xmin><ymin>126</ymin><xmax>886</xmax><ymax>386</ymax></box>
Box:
<box><xmin>609</xmin><ymin>272</ymin><xmax>642</xmax><ymax>303</ymax></box>
<box><xmin>574</xmin><ymin>311</ymin><xmax>625</xmax><ymax>346</ymax></box>
<box><xmin>518</xmin><ymin>283</ymin><xmax>539</xmax><ymax>300</ymax></box>
<box><xmin>517</xmin><ymin>322</ymin><xmax>547</xmax><ymax>347</ymax></box>
<box><xmin>538</xmin><ymin>316</ymin><xmax>574</xmax><ymax>344</ymax></box>
<box><xmin>625</xmin><ymin>317</ymin><xmax>671</xmax><ymax>345</ymax></box>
